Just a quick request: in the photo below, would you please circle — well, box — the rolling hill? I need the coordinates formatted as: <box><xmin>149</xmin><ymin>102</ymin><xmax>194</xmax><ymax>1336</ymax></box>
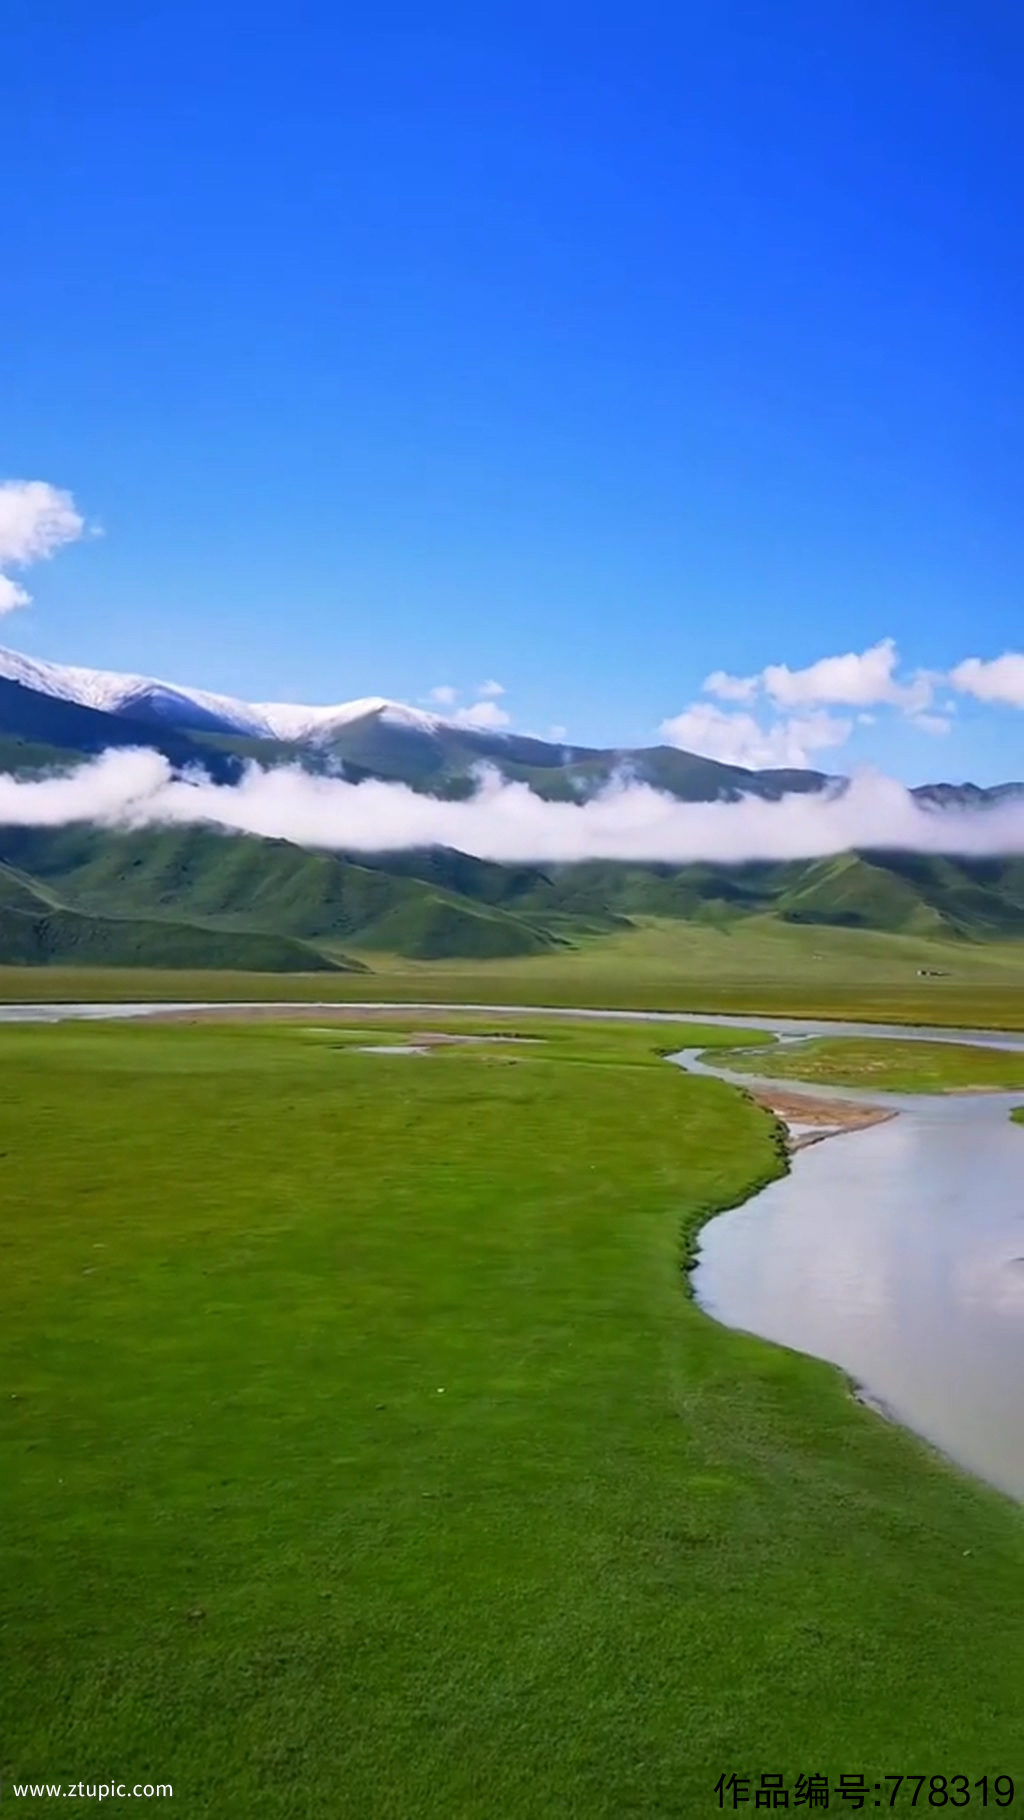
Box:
<box><xmin>0</xmin><ymin>819</ymin><xmax>1022</xmax><ymax>970</ymax></box>
<box><xmin>0</xmin><ymin>869</ymin><xmax>353</xmax><ymax>971</ymax></box>
<box><xmin>0</xmin><ymin>826</ymin><xmax>563</xmax><ymax>965</ymax></box>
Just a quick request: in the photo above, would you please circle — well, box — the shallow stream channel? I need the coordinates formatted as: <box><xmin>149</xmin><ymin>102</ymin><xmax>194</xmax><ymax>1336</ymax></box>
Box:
<box><xmin>4</xmin><ymin>1000</ymin><xmax>1023</xmax><ymax>1500</ymax></box>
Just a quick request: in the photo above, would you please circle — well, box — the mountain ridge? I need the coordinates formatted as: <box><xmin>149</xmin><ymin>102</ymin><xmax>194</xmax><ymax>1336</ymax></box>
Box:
<box><xmin>0</xmin><ymin>644</ymin><xmax>456</xmax><ymax>743</ymax></box>
<box><xmin>0</xmin><ymin>642</ymin><xmax>1021</xmax><ymax>968</ymax></box>
<box><xmin>3</xmin><ymin>641</ymin><xmax>1020</xmax><ymax>806</ymax></box>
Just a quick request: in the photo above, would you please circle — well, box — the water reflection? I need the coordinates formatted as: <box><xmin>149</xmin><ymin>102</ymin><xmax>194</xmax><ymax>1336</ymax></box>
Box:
<box><xmin>682</xmin><ymin>1053</ymin><xmax>1024</xmax><ymax>1501</ymax></box>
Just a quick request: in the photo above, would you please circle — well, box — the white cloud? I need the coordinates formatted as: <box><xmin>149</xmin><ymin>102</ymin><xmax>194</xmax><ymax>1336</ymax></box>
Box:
<box><xmin>761</xmin><ymin>637</ymin><xmax>930</xmax><ymax>709</ymax></box>
<box><xmin>660</xmin><ymin>702</ymin><xmax>852</xmax><ymax>770</ymax></box>
<box><xmin>690</xmin><ymin>641</ymin><xmax>940</xmax><ymax>762</ymax></box>
<box><xmin>0</xmin><ymin>575</ymin><xmax>31</xmax><ymax>614</ymax></box>
<box><xmin>0</xmin><ymin>479</ymin><xmax>87</xmax><ymax>616</ymax></box>
<box><xmin>427</xmin><ymin>681</ymin><xmax>508</xmax><ymax>721</ymax></box>
<box><xmin>0</xmin><ymin>480</ymin><xmax>85</xmax><ymax>566</ymax></box>
<box><xmin>451</xmin><ymin>698</ymin><xmax>512</xmax><ymax>730</ymax></box>
<box><xmin>950</xmin><ymin>653</ymin><xmax>1024</xmax><ymax>709</ymax></box>
<box><xmin>663</xmin><ymin>635</ymin><xmax>981</xmax><ymax>771</ymax></box>
<box><xmin>2</xmin><ymin>747</ymin><xmax>1022</xmax><ymax>864</ymax></box>
<box><xmin>662</xmin><ymin>638</ymin><xmax>968</xmax><ymax>768</ymax></box>
<box><xmin>703</xmin><ymin>669</ymin><xmax>758</xmax><ymax>702</ymax></box>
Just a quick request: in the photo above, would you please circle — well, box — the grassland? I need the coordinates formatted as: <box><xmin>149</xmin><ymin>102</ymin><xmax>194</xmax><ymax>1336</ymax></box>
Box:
<box><xmin>1</xmin><ymin>913</ymin><xmax>1024</xmax><ymax>1028</ymax></box>
<box><xmin>717</xmin><ymin>1035</ymin><xmax>1024</xmax><ymax>1094</ymax></box>
<box><xmin>2</xmin><ymin>1015</ymin><xmax>1022</xmax><ymax>1817</ymax></box>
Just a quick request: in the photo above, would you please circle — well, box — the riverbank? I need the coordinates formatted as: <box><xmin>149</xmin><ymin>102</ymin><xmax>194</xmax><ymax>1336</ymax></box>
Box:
<box><xmin>683</xmin><ymin>1032</ymin><xmax>1024</xmax><ymax>1505</ymax></box>
<box><xmin>743</xmin><ymin>1084</ymin><xmax>895</xmax><ymax>1147</ymax></box>
<box><xmin>716</xmin><ymin>1033</ymin><xmax>1024</xmax><ymax>1095</ymax></box>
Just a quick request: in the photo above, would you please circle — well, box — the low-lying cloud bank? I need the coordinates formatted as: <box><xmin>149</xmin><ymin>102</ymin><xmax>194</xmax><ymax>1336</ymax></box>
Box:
<box><xmin>1</xmin><ymin>749</ymin><xmax>1022</xmax><ymax>864</ymax></box>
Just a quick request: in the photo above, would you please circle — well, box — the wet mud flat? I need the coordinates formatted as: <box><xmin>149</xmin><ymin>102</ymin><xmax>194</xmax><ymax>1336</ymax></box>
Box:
<box><xmin>348</xmin><ymin>1033</ymin><xmax>540</xmax><ymax>1055</ymax></box>
<box><xmin>745</xmin><ymin>1086</ymin><xmax>895</xmax><ymax>1149</ymax></box>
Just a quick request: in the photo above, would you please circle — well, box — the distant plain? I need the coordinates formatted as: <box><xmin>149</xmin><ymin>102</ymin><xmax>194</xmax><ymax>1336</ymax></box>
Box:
<box><xmin>2</xmin><ymin>910</ymin><xmax>1024</xmax><ymax>1028</ymax></box>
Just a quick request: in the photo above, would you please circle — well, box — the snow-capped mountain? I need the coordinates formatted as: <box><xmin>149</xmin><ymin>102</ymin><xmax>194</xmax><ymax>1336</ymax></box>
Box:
<box><xmin>3</xmin><ymin>642</ymin><xmax>1019</xmax><ymax>814</ymax></box>
<box><xmin>0</xmin><ymin>645</ymin><xmax>446</xmax><ymax>743</ymax></box>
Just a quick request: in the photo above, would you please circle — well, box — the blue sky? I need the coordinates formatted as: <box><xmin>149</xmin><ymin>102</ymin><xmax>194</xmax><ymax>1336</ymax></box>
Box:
<box><xmin>2</xmin><ymin>1</ymin><xmax>1022</xmax><ymax>782</ymax></box>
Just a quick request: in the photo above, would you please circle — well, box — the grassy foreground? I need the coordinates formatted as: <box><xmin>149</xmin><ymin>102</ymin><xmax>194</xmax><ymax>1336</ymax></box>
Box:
<box><xmin>716</xmin><ymin>1035</ymin><xmax>1024</xmax><ymax>1095</ymax></box>
<box><xmin>2</xmin><ymin>1016</ymin><xmax>1022</xmax><ymax>1817</ymax></box>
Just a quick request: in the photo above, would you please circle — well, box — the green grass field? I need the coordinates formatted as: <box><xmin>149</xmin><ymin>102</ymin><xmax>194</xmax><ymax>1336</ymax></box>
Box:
<box><xmin>2</xmin><ymin>1015</ymin><xmax>1022</xmax><ymax>1817</ymax></box>
<box><xmin>1</xmin><ymin>913</ymin><xmax>1024</xmax><ymax>1028</ymax></box>
<box><xmin>715</xmin><ymin>1034</ymin><xmax>1024</xmax><ymax>1094</ymax></box>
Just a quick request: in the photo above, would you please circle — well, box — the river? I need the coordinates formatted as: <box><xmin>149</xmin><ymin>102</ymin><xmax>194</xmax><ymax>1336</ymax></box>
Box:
<box><xmin>673</xmin><ymin>1040</ymin><xmax>1024</xmax><ymax>1502</ymax></box>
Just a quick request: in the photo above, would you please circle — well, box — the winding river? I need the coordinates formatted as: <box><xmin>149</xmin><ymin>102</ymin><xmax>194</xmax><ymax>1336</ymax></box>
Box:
<box><xmin>673</xmin><ymin>1037</ymin><xmax>1024</xmax><ymax>1502</ymax></box>
<box><xmin>3</xmin><ymin>1000</ymin><xmax>1023</xmax><ymax>1500</ymax></box>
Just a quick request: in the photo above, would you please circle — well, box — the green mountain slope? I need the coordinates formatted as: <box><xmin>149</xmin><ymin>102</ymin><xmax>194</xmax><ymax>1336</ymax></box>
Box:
<box><xmin>353</xmin><ymin>894</ymin><xmax>557</xmax><ymax>959</ymax></box>
<box><xmin>0</xmin><ymin>844</ymin><xmax>358</xmax><ymax>971</ymax></box>
<box><xmin>0</xmin><ymin>821</ymin><xmax>1022</xmax><ymax>972</ymax></box>
<box><xmin>0</xmin><ymin>825</ymin><xmax>560</xmax><ymax>961</ymax></box>
<box><xmin>857</xmin><ymin>852</ymin><xmax>1024</xmax><ymax>937</ymax></box>
<box><xmin>0</xmin><ymin>903</ymin><xmax>349</xmax><ymax>970</ymax></box>
<box><xmin>304</xmin><ymin>714</ymin><xmax>837</xmax><ymax>803</ymax></box>
<box><xmin>500</xmin><ymin>852</ymin><xmax>1024</xmax><ymax>940</ymax></box>
<box><xmin>772</xmin><ymin>854</ymin><xmax>950</xmax><ymax>935</ymax></box>
<box><xmin>0</xmin><ymin>862</ymin><xmax>61</xmax><ymax>914</ymax></box>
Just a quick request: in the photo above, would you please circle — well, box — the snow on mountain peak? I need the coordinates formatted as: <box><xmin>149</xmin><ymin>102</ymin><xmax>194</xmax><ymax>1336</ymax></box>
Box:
<box><xmin>0</xmin><ymin>645</ymin><xmax>449</xmax><ymax>743</ymax></box>
<box><xmin>252</xmin><ymin>696</ymin><xmax>443</xmax><ymax>740</ymax></box>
